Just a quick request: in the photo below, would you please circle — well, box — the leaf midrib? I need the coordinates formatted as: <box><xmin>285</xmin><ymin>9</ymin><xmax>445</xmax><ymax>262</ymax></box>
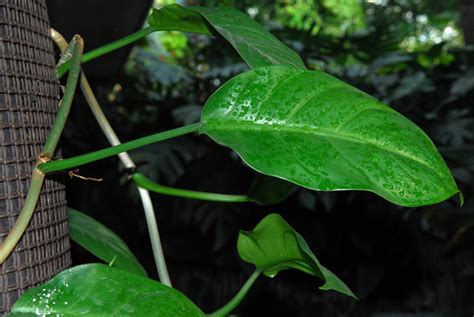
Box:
<box><xmin>202</xmin><ymin>119</ymin><xmax>444</xmax><ymax>180</ymax></box>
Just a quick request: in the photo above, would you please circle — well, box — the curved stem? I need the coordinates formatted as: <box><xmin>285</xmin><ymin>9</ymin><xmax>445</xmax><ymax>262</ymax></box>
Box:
<box><xmin>57</xmin><ymin>26</ymin><xmax>155</xmax><ymax>78</ymax></box>
<box><xmin>38</xmin><ymin>123</ymin><xmax>201</xmax><ymax>174</ymax></box>
<box><xmin>208</xmin><ymin>269</ymin><xmax>261</xmax><ymax>317</ymax></box>
<box><xmin>0</xmin><ymin>170</ymin><xmax>44</xmax><ymax>263</ymax></box>
<box><xmin>133</xmin><ymin>173</ymin><xmax>251</xmax><ymax>203</ymax></box>
<box><xmin>43</xmin><ymin>36</ymin><xmax>84</xmax><ymax>157</ymax></box>
<box><xmin>80</xmin><ymin>70</ymin><xmax>173</xmax><ymax>285</ymax></box>
<box><xmin>0</xmin><ymin>35</ymin><xmax>84</xmax><ymax>264</ymax></box>
<box><xmin>78</xmin><ymin>71</ymin><xmax>135</xmax><ymax>168</ymax></box>
<box><xmin>137</xmin><ymin>187</ymin><xmax>172</xmax><ymax>286</ymax></box>
<box><xmin>51</xmin><ymin>28</ymin><xmax>172</xmax><ymax>286</ymax></box>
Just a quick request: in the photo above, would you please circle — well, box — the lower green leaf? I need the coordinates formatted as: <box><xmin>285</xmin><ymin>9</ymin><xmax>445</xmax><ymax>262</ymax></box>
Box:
<box><xmin>237</xmin><ymin>213</ymin><xmax>357</xmax><ymax>299</ymax></box>
<box><xmin>67</xmin><ymin>208</ymin><xmax>147</xmax><ymax>277</ymax></box>
<box><xmin>9</xmin><ymin>264</ymin><xmax>205</xmax><ymax>316</ymax></box>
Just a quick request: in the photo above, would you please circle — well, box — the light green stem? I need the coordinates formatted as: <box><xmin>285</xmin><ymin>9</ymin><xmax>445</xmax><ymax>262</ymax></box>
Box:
<box><xmin>57</xmin><ymin>26</ymin><xmax>155</xmax><ymax>78</ymax></box>
<box><xmin>83</xmin><ymin>76</ymin><xmax>173</xmax><ymax>285</ymax></box>
<box><xmin>133</xmin><ymin>173</ymin><xmax>251</xmax><ymax>203</ymax></box>
<box><xmin>208</xmin><ymin>269</ymin><xmax>261</xmax><ymax>317</ymax></box>
<box><xmin>137</xmin><ymin>187</ymin><xmax>172</xmax><ymax>286</ymax></box>
<box><xmin>80</xmin><ymin>62</ymin><xmax>172</xmax><ymax>286</ymax></box>
<box><xmin>0</xmin><ymin>35</ymin><xmax>84</xmax><ymax>264</ymax></box>
<box><xmin>82</xmin><ymin>74</ymin><xmax>172</xmax><ymax>285</ymax></box>
<box><xmin>0</xmin><ymin>170</ymin><xmax>44</xmax><ymax>263</ymax></box>
<box><xmin>38</xmin><ymin>123</ymin><xmax>201</xmax><ymax>174</ymax></box>
<box><xmin>51</xmin><ymin>28</ymin><xmax>172</xmax><ymax>286</ymax></box>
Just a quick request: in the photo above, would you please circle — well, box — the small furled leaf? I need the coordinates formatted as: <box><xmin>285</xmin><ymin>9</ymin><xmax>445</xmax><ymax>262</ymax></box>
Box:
<box><xmin>9</xmin><ymin>264</ymin><xmax>205</xmax><ymax>317</ymax></box>
<box><xmin>68</xmin><ymin>208</ymin><xmax>147</xmax><ymax>277</ymax></box>
<box><xmin>237</xmin><ymin>214</ymin><xmax>356</xmax><ymax>298</ymax></box>
<box><xmin>248</xmin><ymin>173</ymin><xmax>295</xmax><ymax>205</ymax></box>
<box><xmin>200</xmin><ymin>65</ymin><xmax>459</xmax><ymax>207</ymax></box>
<box><xmin>148</xmin><ymin>4</ymin><xmax>305</xmax><ymax>70</ymax></box>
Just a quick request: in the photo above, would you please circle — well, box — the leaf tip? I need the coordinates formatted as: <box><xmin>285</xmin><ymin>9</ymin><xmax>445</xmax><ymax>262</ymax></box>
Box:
<box><xmin>318</xmin><ymin>265</ymin><xmax>358</xmax><ymax>300</ymax></box>
<box><xmin>319</xmin><ymin>283</ymin><xmax>359</xmax><ymax>300</ymax></box>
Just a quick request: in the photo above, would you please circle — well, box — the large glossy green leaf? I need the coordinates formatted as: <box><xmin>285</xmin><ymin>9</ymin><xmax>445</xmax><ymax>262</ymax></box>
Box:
<box><xmin>200</xmin><ymin>66</ymin><xmax>459</xmax><ymax>207</ymax></box>
<box><xmin>237</xmin><ymin>213</ymin><xmax>356</xmax><ymax>298</ymax></box>
<box><xmin>149</xmin><ymin>4</ymin><xmax>305</xmax><ymax>70</ymax></box>
<box><xmin>68</xmin><ymin>208</ymin><xmax>147</xmax><ymax>277</ymax></box>
<box><xmin>9</xmin><ymin>264</ymin><xmax>204</xmax><ymax>317</ymax></box>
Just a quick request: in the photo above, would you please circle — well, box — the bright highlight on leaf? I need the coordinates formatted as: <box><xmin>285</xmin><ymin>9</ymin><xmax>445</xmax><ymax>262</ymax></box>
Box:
<box><xmin>237</xmin><ymin>214</ymin><xmax>357</xmax><ymax>298</ymax></box>
<box><xmin>200</xmin><ymin>65</ymin><xmax>459</xmax><ymax>207</ymax></box>
<box><xmin>68</xmin><ymin>208</ymin><xmax>147</xmax><ymax>277</ymax></box>
<box><xmin>9</xmin><ymin>264</ymin><xmax>205</xmax><ymax>317</ymax></box>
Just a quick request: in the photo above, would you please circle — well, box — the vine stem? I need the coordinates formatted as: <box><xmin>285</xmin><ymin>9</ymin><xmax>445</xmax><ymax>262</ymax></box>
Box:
<box><xmin>51</xmin><ymin>28</ymin><xmax>172</xmax><ymax>286</ymax></box>
<box><xmin>38</xmin><ymin>123</ymin><xmax>201</xmax><ymax>174</ymax></box>
<box><xmin>0</xmin><ymin>35</ymin><xmax>84</xmax><ymax>264</ymax></box>
<box><xmin>133</xmin><ymin>173</ymin><xmax>251</xmax><ymax>203</ymax></box>
<box><xmin>137</xmin><ymin>187</ymin><xmax>171</xmax><ymax>284</ymax></box>
<box><xmin>207</xmin><ymin>269</ymin><xmax>261</xmax><ymax>317</ymax></box>
<box><xmin>57</xmin><ymin>26</ymin><xmax>155</xmax><ymax>78</ymax></box>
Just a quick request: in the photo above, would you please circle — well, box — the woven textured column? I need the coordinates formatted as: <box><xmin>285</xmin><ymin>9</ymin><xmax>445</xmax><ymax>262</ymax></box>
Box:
<box><xmin>0</xmin><ymin>0</ymin><xmax>71</xmax><ymax>312</ymax></box>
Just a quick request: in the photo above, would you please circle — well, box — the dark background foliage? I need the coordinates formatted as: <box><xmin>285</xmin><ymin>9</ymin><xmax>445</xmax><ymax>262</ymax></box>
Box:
<box><xmin>47</xmin><ymin>0</ymin><xmax>474</xmax><ymax>316</ymax></box>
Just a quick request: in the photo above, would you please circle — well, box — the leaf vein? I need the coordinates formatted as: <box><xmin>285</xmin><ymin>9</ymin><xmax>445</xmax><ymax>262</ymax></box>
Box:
<box><xmin>204</xmin><ymin>121</ymin><xmax>439</xmax><ymax>178</ymax></box>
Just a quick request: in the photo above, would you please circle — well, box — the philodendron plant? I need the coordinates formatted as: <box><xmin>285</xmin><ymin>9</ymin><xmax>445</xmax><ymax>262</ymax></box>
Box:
<box><xmin>4</xmin><ymin>3</ymin><xmax>459</xmax><ymax>316</ymax></box>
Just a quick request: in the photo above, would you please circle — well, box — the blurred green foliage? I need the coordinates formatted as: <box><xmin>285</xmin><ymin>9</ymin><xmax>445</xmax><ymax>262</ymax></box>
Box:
<box><xmin>275</xmin><ymin>0</ymin><xmax>365</xmax><ymax>36</ymax></box>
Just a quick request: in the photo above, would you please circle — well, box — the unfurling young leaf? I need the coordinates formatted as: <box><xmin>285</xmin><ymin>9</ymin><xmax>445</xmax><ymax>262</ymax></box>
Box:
<box><xmin>200</xmin><ymin>65</ymin><xmax>459</xmax><ymax>207</ymax></box>
<box><xmin>237</xmin><ymin>214</ymin><xmax>357</xmax><ymax>299</ymax></box>
<box><xmin>9</xmin><ymin>264</ymin><xmax>205</xmax><ymax>317</ymax></box>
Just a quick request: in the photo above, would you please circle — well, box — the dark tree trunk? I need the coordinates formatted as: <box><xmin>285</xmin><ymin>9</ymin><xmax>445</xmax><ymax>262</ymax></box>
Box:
<box><xmin>0</xmin><ymin>0</ymin><xmax>70</xmax><ymax>313</ymax></box>
<box><xmin>460</xmin><ymin>0</ymin><xmax>474</xmax><ymax>45</ymax></box>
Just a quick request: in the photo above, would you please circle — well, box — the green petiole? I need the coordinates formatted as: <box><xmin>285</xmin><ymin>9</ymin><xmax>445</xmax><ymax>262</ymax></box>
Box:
<box><xmin>38</xmin><ymin>123</ymin><xmax>201</xmax><ymax>174</ymax></box>
<box><xmin>57</xmin><ymin>26</ymin><xmax>155</xmax><ymax>78</ymax></box>
<box><xmin>133</xmin><ymin>173</ymin><xmax>252</xmax><ymax>203</ymax></box>
<box><xmin>207</xmin><ymin>269</ymin><xmax>261</xmax><ymax>317</ymax></box>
